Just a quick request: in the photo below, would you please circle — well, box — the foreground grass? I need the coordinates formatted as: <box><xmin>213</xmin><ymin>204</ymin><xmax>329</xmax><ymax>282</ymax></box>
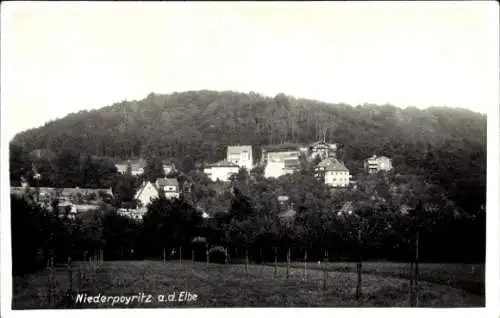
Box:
<box><xmin>12</xmin><ymin>261</ymin><xmax>484</xmax><ymax>309</ymax></box>
<box><xmin>273</xmin><ymin>261</ymin><xmax>484</xmax><ymax>296</ymax></box>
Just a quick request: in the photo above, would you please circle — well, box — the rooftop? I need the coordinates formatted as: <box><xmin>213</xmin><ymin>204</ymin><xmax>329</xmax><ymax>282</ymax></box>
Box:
<box><xmin>317</xmin><ymin>158</ymin><xmax>349</xmax><ymax>171</ymax></box>
<box><xmin>227</xmin><ymin>145</ymin><xmax>252</xmax><ymax>154</ymax></box>
<box><xmin>262</xmin><ymin>143</ymin><xmax>302</xmax><ymax>152</ymax></box>
<box><xmin>279</xmin><ymin>208</ymin><xmax>297</xmax><ymax>219</ymax></box>
<box><xmin>156</xmin><ymin>178</ymin><xmax>179</xmax><ymax>188</ymax></box>
<box><xmin>207</xmin><ymin>159</ymin><xmax>240</xmax><ymax>168</ymax></box>
<box><xmin>338</xmin><ymin>201</ymin><xmax>355</xmax><ymax>215</ymax></box>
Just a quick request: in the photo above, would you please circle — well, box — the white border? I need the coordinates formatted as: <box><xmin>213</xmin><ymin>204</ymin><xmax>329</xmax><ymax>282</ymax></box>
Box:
<box><xmin>1</xmin><ymin>2</ymin><xmax>499</xmax><ymax>318</ymax></box>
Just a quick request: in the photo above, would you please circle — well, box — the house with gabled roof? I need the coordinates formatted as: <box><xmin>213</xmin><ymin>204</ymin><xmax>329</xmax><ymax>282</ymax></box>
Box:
<box><xmin>155</xmin><ymin>177</ymin><xmax>180</xmax><ymax>199</ymax></box>
<box><xmin>315</xmin><ymin>158</ymin><xmax>351</xmax><ymax>188</ymax></box>
<box><xmin>134</xmin><ymin>181</ymin><xmax>160</xmax><ymax>209</ymax></box>
<box><xmin>337</xmin><ymin>201</ymin><xmax>356</xmax><ymax>216</ymax></box>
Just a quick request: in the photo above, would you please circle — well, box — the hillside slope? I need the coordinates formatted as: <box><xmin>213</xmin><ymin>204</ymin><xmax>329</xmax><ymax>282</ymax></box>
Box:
<box><xmin>10</xmin><ymin>90</ymin><xmax>486</xmax><ymax>212</ymax></box>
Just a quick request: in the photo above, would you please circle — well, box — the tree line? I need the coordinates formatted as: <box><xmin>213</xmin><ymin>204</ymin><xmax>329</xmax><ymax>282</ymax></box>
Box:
<box><xmin>12</xmin><ymin>165</ymin><xmax>485</xmax><ymax>277</ymax></box>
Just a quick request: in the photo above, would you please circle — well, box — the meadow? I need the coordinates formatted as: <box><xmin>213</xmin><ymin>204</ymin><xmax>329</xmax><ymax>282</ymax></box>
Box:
<box><xmin>12</xmin><ymin>260</ymin><xmax>484</xmax><ymax>309</ymax></box>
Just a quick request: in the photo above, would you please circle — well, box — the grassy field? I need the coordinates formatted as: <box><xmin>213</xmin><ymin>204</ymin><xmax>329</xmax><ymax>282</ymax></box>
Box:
<box><xmin>12</xmin><ymin>260</ymin><xmax>484</xmax><ymax>309</ymax></box>
<box><xmin>274</xmin><ymin>261</ymin><xmax>484</xmax><ymax>296</ymax></box>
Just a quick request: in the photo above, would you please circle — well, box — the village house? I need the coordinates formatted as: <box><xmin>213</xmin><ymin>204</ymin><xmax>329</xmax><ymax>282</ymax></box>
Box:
<box><xmin>315</xmin><ymin>158</ymin><xmax>351</xmax><ymax>188</ymax></box>
<box><xmin>118</xmin><ymin>208</ymin><xmax>147</xmax><ymax>220</ymax></box>
<box><xmin>227</xmin><ymin>145</ymin><xmax>253</xmax><ymax>171</ymax></box>
<box><xmin>277</xmin><ymin>195</ymin><xmax>297</xmax><ymax>222</ymax></box>
<box><xmin>337</xmin><ymin>201</ymin><xmax>356</xmax><ymax>216</ymax></box>
<box><xmin>277</xmin><ymin>195</ymin><xmax>290</xmax><ymax>207</ymax></box>
<box><xmin>364</xmin><ymin>155</ymin><xmax>393</xmax><ymax>174</ymax></box>
<box><xmin>260</xmin><ymin>144</ymin><xmax>302</xmax><ymax>164</ymax></box>
<box><xmin>195</xmin><ymin>206</ymin><xmax>211</xmax><ymax>219</ymax></box>
<box><xmin>11</xmin><ymin>182</ymin><xmax>113</xmax><ymax>207</ymax></box>
<box><xmin>134</xmin><ymin>181</ymin><xmax>160</xmax><ymax>209</ymax></box>
<box><xmin>134</xmin><ymin>177</ymin><xmax>181</xmax><ymax>208</ymax></box>
<box><xmin>203</xmin><ymin>160</ymin><xmax>240</xmax><ymax>182</ymax></box>
<box><xmin>262</xmin><ymin>148</ymin><xmax>302</xmax><ymax>179</ymax></box>
<box><xmin>115</xmin><ymin>159</ymin><xmax>146</xmax><ymax>176</ymax></box>
<box><xmin>309</xmin><ymin>141</ymin><xmax>337</xmax><ymax>161</ymax></box>
<box><xmin>155</xmin><ymin>178</ymin><xmax>180</xmax><ymax>200</ymax></box>
<box><xmin>278</xmin><ymin>207</ymin><xmax>297</xmax><ymax>221</ymax></box>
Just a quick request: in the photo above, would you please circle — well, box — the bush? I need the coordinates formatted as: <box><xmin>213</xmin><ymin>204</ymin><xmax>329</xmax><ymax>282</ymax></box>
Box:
<box><xmin>208</xmin><ymin>246</ymin><xmax>227</xmax><ymax>264</ymax></box>
<box><xmin>191</xmin><ymin>237</ymin><xmax>208</xmax><ymax>262</ymax></box>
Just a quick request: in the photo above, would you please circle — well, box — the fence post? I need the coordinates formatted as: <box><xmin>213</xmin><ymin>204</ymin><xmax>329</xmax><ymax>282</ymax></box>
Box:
<box><xmin>410</xmin><ymin>260</ymin><xmax>414</xmax><ymax>306</ymax></box>
<box><xmin>163</xmin><ymin>248</ymin><xmax>166</xmax><ymax>263</ymax></box>
<box><xmin>47</xmin><ymin>258</ymin><xmax>52</xmax><ymax>308</ymax></box>
<box><xmin>67</xmin><ymin>257</ymin><xmax>73</xmax><ymax>296</ymax></box>
<box><xmin>286</xmin><ymin>247</ymin><xmax>290</xmax><ymax>279</ymax></box>
<box><xmin>179</xmin><ymin>246</ymin><xmax>183</xmax><ymax>265</ymax></box>
<box><xmin>245</xmin><ymin>248</ymin><xmax>249</xmax><ymax>274</ymax></box>
<box><xmin>274</xmin><ymin>247</ymin><xmax>278</xmax><ymax>278</ymax></box>
<box><xmin>76</xmin><ymin>266</ymin><xmax>81</xmax><ymax>293</ymax></box>
<box><xmin>303</xmin><ymin>249</ymin><xmax>308</xmax><ymax>279</ymax></box>
<box><xmin>192</xmin><ymin>249</ymin><xmax>195</xmax><ymax>264</ymax></box>
<box><xmin>415</xmin><ymin>230</ymin><xmax>420</xmax><ymax>307</ymax></box>
<box><xmin>206</xmin><ymin>246</ymin><xmax>209</xmax><ymax>265</ymax></box>
<box><xmin>323</xmin><ymin>250</ymin><xmax>328</xmax><ymax>290</ymax></box>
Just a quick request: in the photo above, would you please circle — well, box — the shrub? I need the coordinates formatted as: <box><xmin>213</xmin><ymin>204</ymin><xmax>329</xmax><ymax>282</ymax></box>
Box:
<box><xmin>208</xmin><ymin>246</ymin><xmax>227</xmax><ymax>264</ymax></box>
<box><xmin>191</xmin><ymin>237</ymin><xmax>208</xmax><ymax>262</ymax></box>
<box><xmin>191</xmin><ymin>236</ymin><xmax>207</xmax><ymax>245</ymax></box>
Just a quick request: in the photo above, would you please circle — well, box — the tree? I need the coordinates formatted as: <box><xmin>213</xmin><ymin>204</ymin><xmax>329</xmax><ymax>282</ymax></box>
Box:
<box><xmin>144</xmin><ymin>156</ymin><xmax>165</xmax><ymax>182</ymax></box>
<box><xmin>126</xmin><ymin>161</ymin><xmax>133</xmax><ymax>176</ymax></box>
<box><xmin>142</xmin><ymin>197</ymin><xmax>203</xmax><ymax>256</ymax></box>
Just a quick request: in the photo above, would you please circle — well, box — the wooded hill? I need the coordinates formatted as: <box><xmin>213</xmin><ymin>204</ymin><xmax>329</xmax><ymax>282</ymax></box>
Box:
<box><xmin>10</xmin><ymin>90</ymin><xmax>486</xmax><ymax>214</ymax></box>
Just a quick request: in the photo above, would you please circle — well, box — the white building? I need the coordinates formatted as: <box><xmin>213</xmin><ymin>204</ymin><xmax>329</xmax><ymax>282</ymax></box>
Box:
<box><xmin>118</xmin><ymin>208</ymin><xmax>147</xmax><ymax>220</ymax></box>
<box><xmin>203</xmin><ymin>160</ymin><xmax>240</xmax><ymax>182</ymax></box>
<box><xmin>264</xmin><ymin>151</ymin><xmax>301</xmax><ymax>179</ymax></box>
<box><xmin>134</xmin><ymin>181</ymin><xmax>160</xmax><ymax>208</ymax></box>
<box><xmin>115</xmin><ymin>159</ymin><xmax>146</xmax><ymax>176</ymax></box>
<box><xmin>227</xmin><ymin>145</ymin><xmax>253</xmax><ymax>171</ymax></box>
<box><xmin>315</xmin><ymin>158</ymin><xmax>351</xmax><ymax>188</ymax></box>
<box><xmin>364</xmin><ymin>155</ymin><xmax>393</xmax><ymax>174</ymax></box>
<box><xmin>264</xmin><ymin>160</ymin><xmax>286</xmax><ymax>179</ymax></box>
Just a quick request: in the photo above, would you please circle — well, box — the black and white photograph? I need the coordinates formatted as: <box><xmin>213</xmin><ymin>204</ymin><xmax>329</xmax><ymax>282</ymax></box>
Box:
<box><xmin>1</xmin><ymin>1</ymin><xmax>499</xmax><ymax>315</ymax></box>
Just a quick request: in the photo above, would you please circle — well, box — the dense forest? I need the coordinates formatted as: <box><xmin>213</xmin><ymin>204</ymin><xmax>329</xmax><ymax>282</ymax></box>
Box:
<box><xmin>10</xmin><ymin>90</ymin><xmax>486</xmax><ymax>215</ymax></box>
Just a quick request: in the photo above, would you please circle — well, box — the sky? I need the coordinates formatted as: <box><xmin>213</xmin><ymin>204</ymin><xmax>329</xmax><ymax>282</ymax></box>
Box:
<box><xmin>1</xmin><ymin>1</ymin><xmax>499</xmax><ymax>140</ymax></box>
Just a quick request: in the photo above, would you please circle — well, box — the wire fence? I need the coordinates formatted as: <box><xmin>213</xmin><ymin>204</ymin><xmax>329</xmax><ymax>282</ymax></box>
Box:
<box><xmin>32</xmin><ymin>245</ymin><xmax>432</xmax><ymax>309</ymax></box>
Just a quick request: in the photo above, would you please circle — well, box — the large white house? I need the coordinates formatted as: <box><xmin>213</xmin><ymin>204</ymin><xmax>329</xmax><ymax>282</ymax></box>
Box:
<box><xmin>203</xmin><ymin>160</ymin><xmax>240</xmax><ymax>182</ymax></box>
<box><xmin>264</xmin><ymin>151</ymin><xmax>301</xmax><ymax>179</ymax></box>
<box><xmin>227</xmin><ymin>145</ymin><xmax>253</xmax><ymax>171</ymax></box>
<box><xmin>364</xmin><ymin>155</ymin><xmax>393</xmax><ymax>174</ymax></box>
<box><xmin>315</xmin><ymin>158</ymin><xmax>351</xmax><ymax>188</ymax></box>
